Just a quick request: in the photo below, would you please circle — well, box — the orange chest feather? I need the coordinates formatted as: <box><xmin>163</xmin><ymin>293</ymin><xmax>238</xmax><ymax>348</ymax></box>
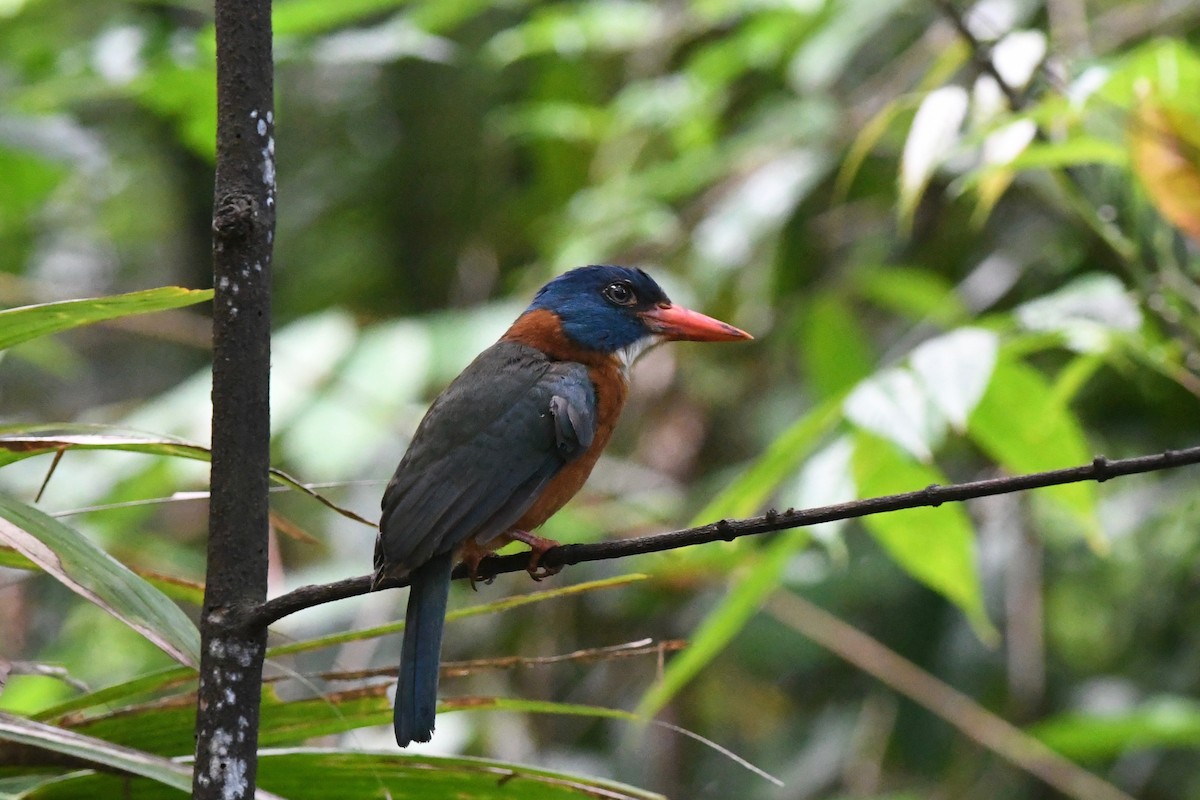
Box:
<box><xmin>514</xmin><ymin>362</ymin><xmax>626</xmax><ymax>530</ymax></box>
<box><xmin>503</xmin><ymin>311</ymin><xmax>629</xmax><ymax>530</ymax></box>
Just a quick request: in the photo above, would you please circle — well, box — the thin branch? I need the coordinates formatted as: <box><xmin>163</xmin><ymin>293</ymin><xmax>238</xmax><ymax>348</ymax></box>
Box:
<box><xmin>33</xmin><ymin>448</ymin><xmax>65</xmax><ymax>503</ymax></box>
<box><xmin>766</xmin><ymin>591</ymin><xmax>1135</xmax><ymax>800</ymax></box>
<box><xmin>264</xmin><ymin>639</ymin><xmax>689</xmax><ymax>683</ymax></box>
<box><xmin>3</xmin><ymin>660</ymin><xmax>90</xmax><ymax>693</ymax></box>
<box><xmin>50</xmin><ymin>479</ymin><xmax>383</xmax><ymax>519</ymax></box>
<box><xmin>439</xmin><ymin>638</ymin><xmax>687</xmax><ymax>676</ymax></box>
<box><xmin>928</xmin><ymin>0</ymin><xmax>1143</xmax><ymax>270</ymax></box>
<box><xmin>930</xmin><ymin>0</ymin><xmax>1025</xmax><ymax>108</ymax></box>
<box><xmin>240</xmin><ymin>445</ymin><xmax>1200</xmax><ymax>631</ymax></box>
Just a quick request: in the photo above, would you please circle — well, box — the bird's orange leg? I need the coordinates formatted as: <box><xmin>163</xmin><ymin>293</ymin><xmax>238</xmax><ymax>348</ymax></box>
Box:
<box><xmin>505</xmin><ymin>529</ymin><xmax>562</xmax><ymax>581</ymax></box>
<box><xmin>458</xmin><ymin>538</ymin><xmax>498</xmax><ymax>591</ymax></box>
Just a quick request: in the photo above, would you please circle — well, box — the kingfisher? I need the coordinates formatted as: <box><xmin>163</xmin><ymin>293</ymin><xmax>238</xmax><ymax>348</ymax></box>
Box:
<box><xmin>373</xmin><ymin>265</ymin><xmax>751</xmax><ymax>747</ymax></box>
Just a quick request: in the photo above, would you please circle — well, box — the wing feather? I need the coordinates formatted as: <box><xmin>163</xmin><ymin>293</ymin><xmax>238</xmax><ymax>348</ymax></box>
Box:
<box><xmin>376</xmin><ymin>341</ymin><xmax>598</xmax><ymax>576</ymax></box>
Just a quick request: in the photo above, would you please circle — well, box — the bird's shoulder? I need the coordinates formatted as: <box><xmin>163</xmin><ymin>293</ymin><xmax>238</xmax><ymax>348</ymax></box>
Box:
<box><xmin>502</xmin><ymin>307</ymin><xmax>628</xmax><ymax>422</ymax></box>
<box><xmin>389</xmin><ymin>340</ymin><xmax>596</xmax><ymax>475</ymax></box>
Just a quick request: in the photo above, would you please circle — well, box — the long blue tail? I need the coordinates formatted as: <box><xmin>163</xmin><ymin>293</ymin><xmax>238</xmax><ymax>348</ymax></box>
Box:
<box><xmin>394</xmin><ymin>551</ymin><xmax>453</xmax><ymax>747</ymax></box>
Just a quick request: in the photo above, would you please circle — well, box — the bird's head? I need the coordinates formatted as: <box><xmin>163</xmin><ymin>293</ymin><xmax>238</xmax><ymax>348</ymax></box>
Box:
<box><xmin>525</xmin><ymin>265</ymin><xmax>751</xmax><ymax>366</ymax></box>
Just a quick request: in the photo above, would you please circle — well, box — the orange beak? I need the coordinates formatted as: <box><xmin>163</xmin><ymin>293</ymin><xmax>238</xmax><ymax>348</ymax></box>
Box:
<box><xmin>640</xmin><ymin>303</ymin><xmax>753</xmax><ymax>342</ymax></box>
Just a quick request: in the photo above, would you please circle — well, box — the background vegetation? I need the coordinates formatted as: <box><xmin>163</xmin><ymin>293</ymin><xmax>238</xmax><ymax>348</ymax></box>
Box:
<box><xmin>2</xmin><ymin>0</ymin><xmax>1200</xmax><ymax>798</ymax></box>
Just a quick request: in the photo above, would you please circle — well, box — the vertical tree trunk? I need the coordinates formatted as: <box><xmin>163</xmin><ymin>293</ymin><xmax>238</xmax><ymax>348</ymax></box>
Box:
<box><xmin>192</xmin><ymin>1</ymin><xmax>275</xmax><ymax>798</ymax></box>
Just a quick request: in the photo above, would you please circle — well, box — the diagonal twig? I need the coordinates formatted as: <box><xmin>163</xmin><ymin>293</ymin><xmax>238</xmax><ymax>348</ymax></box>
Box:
<box><xmin>930</xmin><ymin>0</ymin><xmax>1026</xmax><ymax>108</ymax></box>
<box><xmin>265</xmin><ymin>639</ymin><xmax>689</xmax><ymax>684</ymax></box>
<box><xmin>237</xmin><ymin>445</ymin><xmax>1200</xmax><ymax>631</ymax></box>
<box><xmin>766</xmin><ymin>590</ymin><xmax>1134</xmax><ymax>800</ymax></box>
<box><xmin>33</xmin><ymin>449</ymin><xmax>66</xmax><ymax>504</ymax></box>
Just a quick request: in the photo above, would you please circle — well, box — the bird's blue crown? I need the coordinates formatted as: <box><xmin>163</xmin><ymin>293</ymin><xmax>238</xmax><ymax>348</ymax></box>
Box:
<box><xmin>526</xmin><ymin>265</ymin><xmax>670</xmax><ymax>353</ymax></box>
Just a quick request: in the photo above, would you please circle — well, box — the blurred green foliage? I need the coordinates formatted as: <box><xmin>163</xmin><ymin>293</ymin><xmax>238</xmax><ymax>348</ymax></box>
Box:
<box><xmin>2</xmin><ymin>0</ymin><xmax>1200</xmax><ymax>798</ymax></box>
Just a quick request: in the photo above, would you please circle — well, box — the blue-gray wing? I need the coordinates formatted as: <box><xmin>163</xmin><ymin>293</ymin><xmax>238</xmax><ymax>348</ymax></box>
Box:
<box><xmin>375</xmin><ymin>341</ymin><xmax>596</xmax><ymax>578</ymax></box>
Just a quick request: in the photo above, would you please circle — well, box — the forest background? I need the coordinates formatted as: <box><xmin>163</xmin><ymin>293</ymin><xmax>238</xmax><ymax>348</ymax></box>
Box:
<box><xmin>2</xmin><ymin>0</ymin><xmax>1200</xmax><ymax>798</ymax></box>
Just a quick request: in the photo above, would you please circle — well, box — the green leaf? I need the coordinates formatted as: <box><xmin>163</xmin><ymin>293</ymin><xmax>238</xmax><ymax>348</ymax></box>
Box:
<box><xmin>801</xmin><ymin>292</ymin><xmax>875</xmax><ymax>399</ymax></box>
<box><xmin>453</xmin><ymin>696</ymin><xmax>635</xmax><ymax>721</ymax></box>
<box><xmin>967</xmin><ymin>355</ymin><xmax>1101</xmax><ymax>545</ymax></box>
<box><xmin>0</xmin><ymin>712</ymin><xmax>195</xmax><ymax>795</ymax></box>
<box><xmin>0</xmin><ymin>545</ymin><xmax>205</xmax><ymax>607</ymax></box>
<box><xmin>132</xmin><ymin>572</ymin><xmax>206</xmax><ymax>608</ymax></box>
<box><xmin>0</xmin><ymin>428</ymin><xmax>211</xmax><ymax>469</ymax></box>
<box><xmin>835</xmin><ymin>97</ymin><xmax>909</xmax><ymax>199</ymax></box>
<box><xmin>0</xmin><ymin>288</ymin><xmax>212</xmax><ymax>352</ymax></box>
<box><xmin>1100</xmin><ymin>39</ymin><xmax>1200</xmax><ymax>120</ymax></box>
<box><xmin>464</xmin><ymin>697</ymin><xmax>778</xmax><ymax>783</ymax></box>
<box><xmin>63</xmin><ymin>697</ymin><xmax>197</xmax><ymax>758</ymax></box>
<box><xmin>276</xmin><ymin>0</ymin><xmax>488</xmax><ymax>38</ymax></box>
<box><xmin>63</xmin><ymin>683</ymin><xmax>384</xmax><ymax>757</ymax></box>
<box><xmin>1004</xmin><ymin>137</ymin><xmax>1127</xmax><ymax>170</ymax></box>
<box><xmin>971</xmin><ymin>123</ymin><xmax>1035</xmax><ymax>224</ymax></box>
<box><xmin>898</xmin><ymin>86</ymin><xmax>968</xmax><ymax>231</ymax></box>
<box><xmin>852</xmin><ymin>433</ymin><xmax>995</xmax><ymax>640</ymax></box>
<box><xmin>0</xmin><ymin>495</ymin><xmax>201</xmax><ymax>667</ymax></box>
<box><xmin>851</xmin><ymin>265</ymin><xmax>966</xmax><ymax>326</ymax></box>
<box><xmin>1014</xmin><ymin>274</ymin><xmax>1141</xmax><ymax>352</ymax></box>
<box><xmin>252</xmin><ymin>693</ymin><xmax>630</xmax><ymax>751</ymax></box>
<box><xmin>835</xmin><ymin>41</ymin><xmax>968</xmax><ymax>198</ymax></box>
<box><xmin>35</xmin><ymin>577</ymin><xmax>645</xmax><ymax>728</ymax></box>
<box><xmin>67</xmin><ymin>684</ymin><xmax>769</xmax><ymax>787</ymax></box>
<box><xmin>64</xmin><ymin>687</ymin><xmax>643</xmax><ymax>758</ymax></box>
<box><xmin>258</xmin><ymin>687</ymin><xmax>388</xmax><ymax>748</ymax></box>
<box><xmin>35</xmin><ymin>577</ymin><xmax>649</xmax><ymax>737</ymax></box>
<box><xmin>1031</xmin><ymin>697</ymin><xmax>1200</xmax><ymax>761</ymax></box>
<box><xmin>0</xmin><ymin>774</ymin><xmax>62</xmax><ymax>799</ymax></box>
<box><xmin>909</xmin><ymin>327</ymin><xmax>999</xmax><ymax>431</ymax></box>
<box><xmin>0</xmin><ymin>146</ymin><xmax>67</xmax><ymax>223</ymax></box>
<box><xmin>0</xmin><ymin>545</ymin><xmax>36</xmax><ymax>570</ymax></box>
<box><xmin>486</xmin><ymin>2</ymin><xmax>666</xmax><ymax>66</ymax></box>
<box><xmin>132</xmin><ymin>63</ymin><xmax>218</xmax><ymax>160</ymax></box>
<box><xmin>492</xmin><ymin>101</ymin><xmax>608</xmax><ymax>143</ymax></box>
<box><xmin>26</xmin><ymin>749</ymin><xmax>665</xmax><ymax>800</ymax></box>
<box><xmin>844</xmin><ymin>367</ymin><xmax>943</xmax><ymax>462</ymax></box>
<box><xmin>275</xmin><ymin>0</ymin><xmax>395</xmax><ymax>35</ymax></box>
<box><xmin>35</xmin><ymin>666</ymin><xmax>196</xmax><ymax>723</ymax></box>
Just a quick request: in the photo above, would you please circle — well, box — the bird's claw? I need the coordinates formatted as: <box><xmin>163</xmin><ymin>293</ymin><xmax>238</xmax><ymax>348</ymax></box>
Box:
<box><xmin>458</xmin><ymin>539</ymin><xmax>495</xmax><ymax>591</ymax></box>
<box><xmin>527</xmin><ymin>561</ymin><xmax>559</xmax><ymax>581</ymax></box>
<box><xmin>506</xmin><ymin>530</ymin><xmax>562</xmax><ymax>581</ymax></box>
<box><xmin>460</xmin><ymin>531</ymin><xmax>562</xmax><ymax>586</ymax></box>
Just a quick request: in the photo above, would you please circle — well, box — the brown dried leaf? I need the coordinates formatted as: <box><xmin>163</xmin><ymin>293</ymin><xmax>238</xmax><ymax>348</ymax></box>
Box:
<box><xmin>1130</xmin><ymin>96</ymin><xmax>1200</xmax><ymax>244</ymax></box>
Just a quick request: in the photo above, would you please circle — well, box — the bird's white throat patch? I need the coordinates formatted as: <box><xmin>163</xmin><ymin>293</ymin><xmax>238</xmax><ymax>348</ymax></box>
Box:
<box><xmin>615</xmin><ymin>335</ymin><xmax>664</xmax><ymax>375</ymax></box>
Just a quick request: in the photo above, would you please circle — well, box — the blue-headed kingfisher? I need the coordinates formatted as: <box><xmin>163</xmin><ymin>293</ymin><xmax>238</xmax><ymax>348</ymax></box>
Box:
<box><xmin>373</xmin><ymin>265</ymin><xmax>751</xmax><ymax>747</ymax></box>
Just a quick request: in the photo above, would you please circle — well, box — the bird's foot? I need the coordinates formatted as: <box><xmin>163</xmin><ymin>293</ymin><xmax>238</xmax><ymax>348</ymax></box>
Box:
<box><xmin>506</xmin><ymin>530</ymin><xmax>562</xmax><ymax>581</ymax></box>
<box><xmin>458</xmin><ymin>538</ymin><xmax>496</xmax><ymax>591</ymax></box>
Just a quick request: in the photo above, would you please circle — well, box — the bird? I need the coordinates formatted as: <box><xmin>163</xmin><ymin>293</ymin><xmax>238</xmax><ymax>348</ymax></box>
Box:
<box><xmin>373</xmin><ymin>264</ymin><xmax>751</xmax><ymax>747</ymax></box>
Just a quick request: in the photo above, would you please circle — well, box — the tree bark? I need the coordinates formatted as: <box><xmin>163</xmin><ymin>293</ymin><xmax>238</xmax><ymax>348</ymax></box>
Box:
<box><xmin>191</xmin><ymin>1</ymin><xmax>275</xmax><ymax>798</ymax></box>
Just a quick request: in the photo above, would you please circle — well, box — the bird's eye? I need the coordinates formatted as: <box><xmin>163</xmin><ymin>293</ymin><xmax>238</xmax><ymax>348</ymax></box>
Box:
<box><xmin>603</xmin><ymin>281</ymin><xmax>637</xmax><ymax>306</ymax></box>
